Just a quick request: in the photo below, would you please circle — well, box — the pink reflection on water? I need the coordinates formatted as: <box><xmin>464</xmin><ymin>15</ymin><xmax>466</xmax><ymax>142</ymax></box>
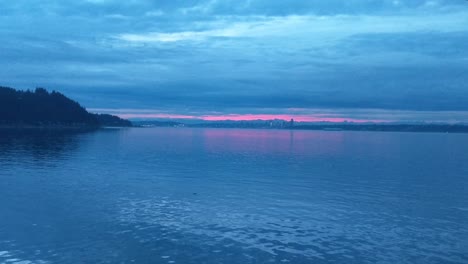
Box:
<box><xmin>128</xmin><ymin>127</ymin><xmax>345</xmax><ymax>156</ymax></box>
<box><xmin>200</xmin><ymin>128</ymin><xmax>344</xmax><ymax>156</ymax></box>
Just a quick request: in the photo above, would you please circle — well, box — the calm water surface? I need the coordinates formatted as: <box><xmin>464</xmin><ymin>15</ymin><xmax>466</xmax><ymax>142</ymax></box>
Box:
<box><xmin>0</xmin><ymin>127</ymin><xmax>467</xmax><ymax>264</ymax></box>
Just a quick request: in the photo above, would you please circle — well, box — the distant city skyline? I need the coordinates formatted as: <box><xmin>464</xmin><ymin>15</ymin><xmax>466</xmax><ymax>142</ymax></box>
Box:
<box><xmin>1</xmin><ymin>1</ymin><xmax>468</xmax><ymax>123</ymax></box>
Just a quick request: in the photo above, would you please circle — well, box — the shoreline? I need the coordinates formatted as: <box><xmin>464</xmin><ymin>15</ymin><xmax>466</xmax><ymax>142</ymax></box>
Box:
<box><xmin>134</xmin><ymin>123</ymin><xmax>468</xmax><ymax>134</ymax></box>
<box><xmin>2</xmin><ymin>123</ymin><xmax>468</xmax><ymax>134</ymax></box>
<box><xmin>0</xmin><ymin>124</ymin><xmax>100</xmax><ymax>131</ymax></box>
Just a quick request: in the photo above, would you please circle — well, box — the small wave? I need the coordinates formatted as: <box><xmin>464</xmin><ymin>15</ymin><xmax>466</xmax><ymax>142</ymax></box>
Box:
<box><xmin>0</xmin><ymin>250</ymin><xmax>48</xmax><ymax>264</ymax></box>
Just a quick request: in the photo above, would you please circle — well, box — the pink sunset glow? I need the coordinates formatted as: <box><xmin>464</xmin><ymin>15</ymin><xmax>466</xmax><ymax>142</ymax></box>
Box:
<box><xmin>116</xmin><ymin>113</ymin><xmax>385</xmax><ymax>123</ymax></box>
<box><xmin>201</xmin><ymin>114</ymin><xmax>384</xmax><ymax>123</ymax></box>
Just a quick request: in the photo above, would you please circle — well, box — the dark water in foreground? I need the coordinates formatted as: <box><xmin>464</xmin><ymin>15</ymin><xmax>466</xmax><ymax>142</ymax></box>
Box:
<box><xmin>0</xmin><ymin>127</ymin><xmax>467</xmax><ymax>264</ymax></box>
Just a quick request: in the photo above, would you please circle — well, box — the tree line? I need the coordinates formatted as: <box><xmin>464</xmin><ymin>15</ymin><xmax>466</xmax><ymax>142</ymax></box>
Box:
<box><xmin>0</xmin><ymin>86</ymin><xmax>131</xmax><ymax>127</ymax></box>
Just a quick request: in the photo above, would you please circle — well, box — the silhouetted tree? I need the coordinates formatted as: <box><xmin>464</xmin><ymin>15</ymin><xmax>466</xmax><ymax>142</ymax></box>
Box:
<box><xmin>94</xmin><ymin>114</ymin><xmax>132</xmax><ymax>127</ymax></box>
<box><xmin>0</xmin><ymin>86</ymin><xmax>131</xmax><ymax>127</ymax></box>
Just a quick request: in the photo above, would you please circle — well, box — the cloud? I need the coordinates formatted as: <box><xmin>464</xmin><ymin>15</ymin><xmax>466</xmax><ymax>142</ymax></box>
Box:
<box><xmin>116</xmin><ymin>11</ymin><xmax>468</xmax><ymax>44</ymax></box>
<box><xmin>84</xmin><ymin>0</ymin><xmax>110</xmax><ymax>4</ymax></box>
<box><xmin>1</xmin><ymin>0</ymin><xmax>468</xmax><ymax>121</ymax></box>
<box><xmin>144</xmin><ymin>10</ymin><xmax>164</xmax><ymax>17</ymax></box>
<box><xmin>118</xmin><ymin>27</ymin><xmax>241</xmax><ymax>43</ymax></box>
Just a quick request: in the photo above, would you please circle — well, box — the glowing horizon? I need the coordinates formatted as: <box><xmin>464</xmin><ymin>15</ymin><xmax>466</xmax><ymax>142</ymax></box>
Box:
<box><xmin>89</xmin><ymin>108</ymin><xmax>468</xmax><ymax>124</ymax></box>
<box><xmin>114</xmin><ymin>113</ymin><xmax>386</xmax><ymax>123</ymax></box>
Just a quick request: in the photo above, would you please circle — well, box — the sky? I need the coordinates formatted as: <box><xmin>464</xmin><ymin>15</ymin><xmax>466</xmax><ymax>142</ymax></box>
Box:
<box><xmin>1</xmin><ymin>0</ymin><xmax>468</xmax><ymax>123</ymax></box>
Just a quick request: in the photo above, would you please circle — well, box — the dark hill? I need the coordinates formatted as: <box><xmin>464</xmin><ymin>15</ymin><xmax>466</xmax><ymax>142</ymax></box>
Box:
<box><xmin>0</xmin><ymin>86</ymin><xmax>132</xmax><ymax>128</ymax></box>
<box><xmin>94</xmin><ymin>114</ymin><xmax>132</xmax><ymax>127</ymax></box>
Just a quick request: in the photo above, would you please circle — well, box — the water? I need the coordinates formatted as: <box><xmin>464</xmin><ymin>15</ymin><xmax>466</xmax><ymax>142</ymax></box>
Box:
<box><xmin>0</xmin><ymin>127</ymin><xmax>467</xmax><ymax>264</ymax></box>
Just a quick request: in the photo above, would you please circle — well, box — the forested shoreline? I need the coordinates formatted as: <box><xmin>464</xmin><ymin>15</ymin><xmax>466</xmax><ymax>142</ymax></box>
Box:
<box><xmin>0</xmin><ymin>86</ymin><xmax>131</xmax><ymax>128</ymax></box>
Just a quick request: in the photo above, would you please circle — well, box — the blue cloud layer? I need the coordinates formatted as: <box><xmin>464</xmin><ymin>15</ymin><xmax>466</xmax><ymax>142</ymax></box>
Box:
<box><xmin>1</xmin><ymin>0</ymin><xmax>468</xmax><ymax>119</ymax></box>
